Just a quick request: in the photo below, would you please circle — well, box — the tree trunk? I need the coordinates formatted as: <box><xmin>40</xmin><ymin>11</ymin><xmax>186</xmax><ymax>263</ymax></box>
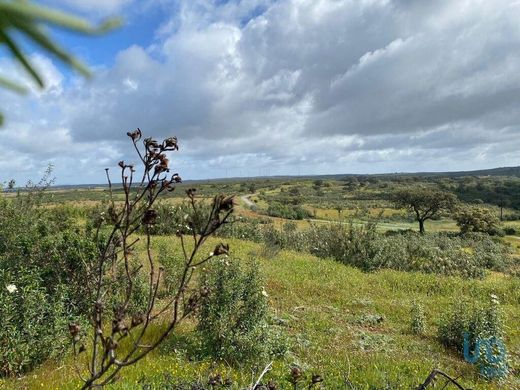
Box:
<box><xmin>419</xmin><ymin>219</ymin><xmax>425</xmax><ymax>234</ymax></box>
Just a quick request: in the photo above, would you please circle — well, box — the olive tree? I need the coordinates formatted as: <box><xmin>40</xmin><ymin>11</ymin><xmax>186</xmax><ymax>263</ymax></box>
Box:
<box><xmin>392</xmin><ymin>187</ymin><xmax>457</xmax><ymax>234</ymax></box>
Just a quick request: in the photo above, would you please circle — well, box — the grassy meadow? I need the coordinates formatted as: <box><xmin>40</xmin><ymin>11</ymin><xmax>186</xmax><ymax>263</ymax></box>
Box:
<box><xmin>4</xmin><ymin>236</ymin><xmax>520</xmax><ymax>389</ymax></box>
<box><xmin>1</xmin><ymin>174</ymin><xmax>520</xmax><ymax>389</ymax></box>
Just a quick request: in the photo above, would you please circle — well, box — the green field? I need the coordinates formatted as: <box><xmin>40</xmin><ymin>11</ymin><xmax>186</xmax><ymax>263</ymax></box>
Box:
<box><xmin>4</xmin><ymin>236</ymin><xmax>519</xmax><ymax>389</ymax></box>
<box><xmin>1</xmin><ymin>175</ymin><xmax>520</xmax><ymax>389</ymax></box>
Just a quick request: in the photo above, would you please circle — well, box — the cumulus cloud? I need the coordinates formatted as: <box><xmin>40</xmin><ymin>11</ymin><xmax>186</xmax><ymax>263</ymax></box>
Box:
<box><xmin>2</xmin><ymin>0</ymin><xmax>520</xmax><ymax>184</ymax></box>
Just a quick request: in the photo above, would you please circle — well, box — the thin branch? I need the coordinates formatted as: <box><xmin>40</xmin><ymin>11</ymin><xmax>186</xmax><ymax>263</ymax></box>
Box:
<box><xmin>416</xmin><ymin>369</ymin><xmax>468</xmax><ymax>390</ymax></box>
<box><xmin>251</xmin><ymin>362</ymin><xmax>273</xmax><ymax>390</ymax></box>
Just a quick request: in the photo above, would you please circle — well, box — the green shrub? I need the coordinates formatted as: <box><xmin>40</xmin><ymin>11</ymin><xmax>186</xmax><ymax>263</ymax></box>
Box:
<box><xmin>214</xmin><ymin>216</ymin><xmax>513</xmax><ymax>278</ymax></box>
<box><xmin>156</xmin><ymin>243</ymin><xmax>184</xmax><ymax>298</ymax></box>
<box><xmin>148</xmin><ymin>201</ymin><xmax>211</xmax><ymax>235</ymax></box>
<box><xmin>503</xmin><ymin>226</ymin><xmax>517</xmax><ymax>235</ymax></box>
<box><xmin>196</xmin><ymin>259</ymin><xmax>273</xmax><ymax>365</ymax></box>
<box><xmin>410</xmin><ymin>301</ymin><xmax>425</xmax><ymax>335</ymax></box>
<box><xmin>438</xmin><ymin>296</ymin><xmax>509</xmax><ymax>379</ymax></box>
<box><xmin>216</xmin><ymin>217</ymin><xmax>265</xmax><ymax>242</ymax></box>
<box><xmin>307</xmin><ymin>224</ymin><xmax>512</xmax><ymax>278</ymax></box>
<box><xmin>455</xmin><ymin>206</ymin><xmax>502</xmax><ymax>235</ymax></box>
<box><xmin>266</xmin><ymin>201</ymin><xmax>311</xmax><ymax>220</ymax></box>
<box><xmin>0</xmin><ymin>268</ymin><xmax>77</xmax><ymax>376</ymax></box>
<box><xmin>91</xmin><ymin>200</ymin><xmax>215</xmax><ymax>237</ymax></box>
<box><xmin>0</xmin><ymin>193</ymin><xmax>96</xmax><ymax>375</ymax></box>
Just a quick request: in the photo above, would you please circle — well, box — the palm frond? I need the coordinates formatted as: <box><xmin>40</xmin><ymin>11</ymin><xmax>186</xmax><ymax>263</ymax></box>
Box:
<box><xmin>10</xmin><ymin>17</ymin><xmax>90</xmax><ymax>78</ymax></box>
<box><xmin>0</xmin><ymin>1</ymin><xmax>122</xmax><ymax>34</ymax></box>
<box><xmin>0</xmin><ymin>25</ymin><xmax>44</xmax><ymax>87</ymax></box>
<box><xmin>0</xmin><ymin>0</ymin><xmax>121</xmax><ymax>125</ymax></box>
<box><xmin>0</xmin><ymin>74</ymin><xmax>28</xmax><ymax>94</ymax></box>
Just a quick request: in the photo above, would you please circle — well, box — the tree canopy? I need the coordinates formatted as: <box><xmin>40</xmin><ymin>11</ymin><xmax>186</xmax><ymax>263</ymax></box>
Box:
<box><xmin>454</xmin><ymin>206</ymin><xmax>501</xmax><ymax>235</ymax></box>
<box><xmin>392</xmin><ymin>187</ymin><xmax>457</xmax><ymax>233</ymax></box>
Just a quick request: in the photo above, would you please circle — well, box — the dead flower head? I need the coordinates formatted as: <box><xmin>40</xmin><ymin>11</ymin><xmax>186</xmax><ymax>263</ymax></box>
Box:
<box><xmin>127</xmin><ymin>128</ymin><xmax>142</xmax><ymax>141</ymax></box>
<box><xmin>212</xmin><ymin>243</ymin><xmax>229</xmax><ymax>256</ymax></box>
<box><xmin>163</xmin><ymin>136</ymin><xmax>178</xmax><ymax>150</ymax></box>
<box><xmin>142</xmin><ymin>209</ymin><xmax>158</xmax><ymax>225</ymax></box>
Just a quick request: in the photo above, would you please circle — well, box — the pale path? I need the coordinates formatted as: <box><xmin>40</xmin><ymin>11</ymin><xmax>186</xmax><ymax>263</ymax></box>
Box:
<box><xmin>240</xmin><ymin>194</ymin><xmax>255</xmax><ymax>207</ymax></box>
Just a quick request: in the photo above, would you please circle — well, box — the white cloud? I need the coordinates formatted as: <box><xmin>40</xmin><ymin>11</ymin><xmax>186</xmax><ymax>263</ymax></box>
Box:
<box><xmin>2</xmin><ymin>0</ymin><xmax>520</xmax><ymax>184</ymax></box>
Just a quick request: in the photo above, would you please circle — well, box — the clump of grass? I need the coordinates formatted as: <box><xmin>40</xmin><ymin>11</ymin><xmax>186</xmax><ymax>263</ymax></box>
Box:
<box><xmin>354</xmin><ymin>313</ymin><xmax>385</xmax><ymax>327</ymax></box>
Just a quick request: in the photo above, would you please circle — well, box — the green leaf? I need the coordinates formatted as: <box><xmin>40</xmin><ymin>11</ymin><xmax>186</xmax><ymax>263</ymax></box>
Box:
<box><xmin>0</xmin><ymin>27</ymin><xmax>44</xmax><ymax>87</ymax></box>
<box><xmin>0</xmin><ymin>1</ymin><xmax>121</xmax><ymax>126</ymax></box>
<box><xmin>10</xmin><ymin>18</ymin><xmax>91</xmax><ymax>78</ymax></box>
<box><xmin>0</xmin><ymin>2</ymin><xmax>122</xmax><ymax>35</ymax></box>
<box><xmin>0</xmin><ymin>75</ymin><xmax>28</xmax><ymax>94</ymax></box>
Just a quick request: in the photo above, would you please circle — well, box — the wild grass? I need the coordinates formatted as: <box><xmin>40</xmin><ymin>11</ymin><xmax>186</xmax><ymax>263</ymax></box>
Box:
<box><xmin>4</xmin><ymin>236</ymin><xmax>519</xmax><ymax>389</ymax></box>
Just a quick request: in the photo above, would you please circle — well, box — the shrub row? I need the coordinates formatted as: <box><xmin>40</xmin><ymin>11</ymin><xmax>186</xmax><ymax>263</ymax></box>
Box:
<box><xmin>215</xmin><ymin>219</ymin><xmax>514</xmax><ymax>278</ymax></box>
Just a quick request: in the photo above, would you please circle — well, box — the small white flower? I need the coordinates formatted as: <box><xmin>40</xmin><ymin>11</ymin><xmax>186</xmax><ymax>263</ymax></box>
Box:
<box><xmin>6</xmin><ymin>284</ymin><xmax>17</xmax><ymax>294</ymax></box>
<box><xmin>261</xmin><ymin>287</ymin><xmax>268</xmax><ymax>298</ymax></box>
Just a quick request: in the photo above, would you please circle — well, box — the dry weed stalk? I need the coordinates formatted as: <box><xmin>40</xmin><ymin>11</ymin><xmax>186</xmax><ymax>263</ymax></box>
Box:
<box><xmin>71</xmin><ymin>129</ymin><xmax>234</xmax><ymax>389</ymax></box>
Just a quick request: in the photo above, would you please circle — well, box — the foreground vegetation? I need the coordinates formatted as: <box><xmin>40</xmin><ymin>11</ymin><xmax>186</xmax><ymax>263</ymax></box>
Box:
<box><xmin>1</xmin><ymin>236</ymin><xmax>519</xmax><ymax>389</ymax></box>
<box><xmin>1</xmin><ymin>159</ymin><xmax>520</xmax><ymax>389</ymax></box>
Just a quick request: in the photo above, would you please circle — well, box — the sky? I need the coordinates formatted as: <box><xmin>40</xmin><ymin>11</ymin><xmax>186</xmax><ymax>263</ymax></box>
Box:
<box><xmin>1</xmin><ymin>0</ymin><xmax>520</xmax><ymax>185</ymax></box>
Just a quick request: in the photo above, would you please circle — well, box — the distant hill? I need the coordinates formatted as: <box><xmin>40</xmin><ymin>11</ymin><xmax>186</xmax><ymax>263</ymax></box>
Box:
<box><xmin>379</xmin><ymin>166</ymin><xmax>520</xmax><ymax>178</ymax></box>
<box><xmin>276</xmin><ymin>166</ymin><xmax>520</xmax><ymax>181</ymax></box>
<box><xmin>17</xmin><ymin>165</ymin><xmax>520</xmax><ymax>190</ymax></box>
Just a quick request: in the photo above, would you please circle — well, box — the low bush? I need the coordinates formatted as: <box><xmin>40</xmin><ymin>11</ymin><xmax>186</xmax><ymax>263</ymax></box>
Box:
<box><xmin>215</xmin><ymin>217</ymin><xmax>514</xmax><ymax>278</ymax></box>
<box><xmin>216</xmin><ymin>216</ymin><xmax>266</xmax><ymax>242</ymax></box>
<box><xmin>156</xmin><ymin>243</ymin><xmax>184</xmax><ymax>297</ymax></box>
<box><xmin>503</xmin><ymin>226</ymin><xmax>517</xmax><ymax>235</ymax></box>
<box><xmin>196</xmin><ymin>259</ymin><xmax>277</xmax><ymax>365</ymax></box>
<box><xmin>149</xmin><ymin>201</ymin><xmax>211</xmax><ymax>236</ymax></box>
<box><xmin>454</xmin><ymin>206</ymin><xmax>502</xmax><ymax>235</ymax></box>
<box><xmin>410</xmin><ymin>301</ymin><xmax>425</xmax><ymax>335</ymax></box>
<box><xmin>88</xmin><ymin>200</ymin><xmax>215</xmax><ymax>237</ymax></box>
<box><xmin>0</xmin><ymin>268</ymin><xmax>73</xmax><ymax>376</ymax></box>
<box><xmin>307</xmin><ymin>224</ymin><xmax>512</xmax><ymax>277</ymax></box>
